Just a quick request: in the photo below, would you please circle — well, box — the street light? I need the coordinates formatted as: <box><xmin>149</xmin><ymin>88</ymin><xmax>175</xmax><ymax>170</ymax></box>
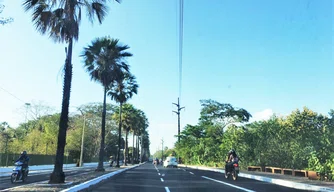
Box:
<box><xmin>25</xmin><ymin>103</ymin><xmax>31</xmax><ymax>127</ymax></box>
<box><xmin>75</xmin><ymin>107</ymin><xmax>86</xmax><ymax>167</ymax></box>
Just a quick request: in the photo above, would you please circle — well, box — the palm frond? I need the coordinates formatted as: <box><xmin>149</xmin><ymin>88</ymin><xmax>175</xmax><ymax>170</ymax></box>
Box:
<box><xmin>81</xmin><ymin>37</ymin><xmax>133</xmax><ymax>88</ymax></box>
<box><xmin>92</xmin><ymin>2</ymin><xmax>108</xmax><ymax>24</ymax></box>
<box><xmin>23</xmin><ymin>0</ymin><xmax>121</xmax><ymax>43</ymax></box>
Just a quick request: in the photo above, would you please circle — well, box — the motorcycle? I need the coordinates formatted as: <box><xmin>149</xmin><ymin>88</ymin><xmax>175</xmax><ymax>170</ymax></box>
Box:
<box><xmin>11</xmin><ymin>161</ymin><xmax>29</xmax><ymax>183</ymax></box>
<box><xmin>225</xmin><ymin>162</ymin><xmax>239</xmax><ymax>181</ymax></box>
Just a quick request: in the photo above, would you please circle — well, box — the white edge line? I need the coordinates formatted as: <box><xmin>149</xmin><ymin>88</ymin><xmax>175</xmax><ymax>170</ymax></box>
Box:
<box><xmin>61</xmin><ymin>163</ymin><xmax>146</xmax><ymax>192</ymax></box>
<box><xmin>160</xmin><ymin>178</ymin><xmax>164</xmax><ymax>182</ymax></box>
<box><xmin>189</xmin><ymin>172</ymin><xmax>194</xmax><ymax>175</ymax></box>
<box><xmin>202</xmin><ymin>176</ymin><xmax>255</xmax><ymax>192</ymax></box>
<box><xmin>181</xmin><ymin>165</ymin><xmax>334</xmax><ymax>192</ymax></box>
<box><xmin>165</xmin><ymin>186</ymin><xmax>170</xmax><ymax>192</ymax></box>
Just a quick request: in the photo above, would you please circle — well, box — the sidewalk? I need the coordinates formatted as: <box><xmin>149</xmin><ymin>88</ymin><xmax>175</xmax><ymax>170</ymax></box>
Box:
<box><xmin>1</xmin><ymin>163</ymin><xmax>138</xmax><ymax>192</ymax></box>
<box><xmin>0</xmin><ymin>162</ymin><xmax>109</xmax><ymax>177</ymax></box>
<box><xmin>179</xmin><ymin>164</ymin><xmax>334</xmax><ymax>191</ymax></box>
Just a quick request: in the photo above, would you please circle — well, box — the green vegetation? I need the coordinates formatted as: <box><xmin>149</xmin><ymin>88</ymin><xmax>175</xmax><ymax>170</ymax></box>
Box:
<box><xmin>0</xmin><ymin>102</ymin><xmax>151</xmax><ymax>167</ymax></box>
<box><xmin>175</xmin><ymin>99</ymin><xmax>334</xmax><ymax>180</ymax></box>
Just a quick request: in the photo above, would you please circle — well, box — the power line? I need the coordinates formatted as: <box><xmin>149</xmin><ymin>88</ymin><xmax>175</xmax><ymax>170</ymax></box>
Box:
<box><xmin>178</xmin><ymin>0</ymin><xmax>184</xmax><ymax>100</ymax></box>
<box><xmin>0</xmin><ymin>85</ymin><xmax>26</xmax><ymax>104</ymax></box>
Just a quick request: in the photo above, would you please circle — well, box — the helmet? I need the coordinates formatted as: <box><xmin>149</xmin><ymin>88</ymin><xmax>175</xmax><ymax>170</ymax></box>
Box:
<box><xmin>21</xmin><ymin>151</ymin><xmax>27</xmax><ymax>156</ymax></box>
<box><xmin>228</xmin><ymin>149</ymin><xmax>235</xmax><ymax>155</ymax></box>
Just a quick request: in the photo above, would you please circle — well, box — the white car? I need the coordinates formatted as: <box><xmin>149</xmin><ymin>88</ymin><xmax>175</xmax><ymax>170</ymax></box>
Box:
<box><xmin>163</xmin><ymin>156</ymin><xmax>178</xmax><ymax>168</ymax></box>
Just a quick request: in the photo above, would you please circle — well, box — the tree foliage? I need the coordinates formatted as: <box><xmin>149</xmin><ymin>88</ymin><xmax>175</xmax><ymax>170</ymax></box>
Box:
<box><xmin>175</xmin><ymin>100</ymin><xmax>334</xmax><ymax>180</ymax></box>
<box><xmin>0</xmin><ymin>102</ymin><xmax>151</xmax><ymax>166</ymax></box>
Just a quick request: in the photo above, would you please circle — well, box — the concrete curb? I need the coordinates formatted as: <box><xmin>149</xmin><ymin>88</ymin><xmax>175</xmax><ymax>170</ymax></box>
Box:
<box><xmin>61</xmin><ymin>162</ymin><xmax>146</xmax><ymax>192</ymax></box>
<box><xmin>179</xmin><ymin>165</ymin><xmax>334</xmax><ymax>192</ymax></box>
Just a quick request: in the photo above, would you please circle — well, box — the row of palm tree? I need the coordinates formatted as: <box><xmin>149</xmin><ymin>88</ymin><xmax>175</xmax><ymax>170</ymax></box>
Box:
<box><xmin>81</xmin><ymin>37</ymin><xmax>135</xmax><ymax>171</ymax></box>
<box><xmin>22</xmin><ymin>0</ymin><xmax>147</xmax><ymax>184</ymax></box>
<box><xmin>112</xmin><ymin>104</ymin><xmax>149</xmax><ymax>166</ymax></box>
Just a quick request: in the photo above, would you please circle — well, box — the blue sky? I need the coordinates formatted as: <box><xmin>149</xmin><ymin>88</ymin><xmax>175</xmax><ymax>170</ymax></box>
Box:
<box><xmin>0</xmin><ymin>0</ymin><xmax>333</xmax><ymax>154</ymax></box>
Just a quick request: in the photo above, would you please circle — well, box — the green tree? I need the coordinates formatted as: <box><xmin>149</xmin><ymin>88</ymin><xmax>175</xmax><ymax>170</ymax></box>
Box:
<box><xmin>23</xmin><ymin>0</ymin><xmax>120</xmax><ymax>183</ymax></box>
<box><xmin>81</xmin><ymin>37</ymin><xmax>131</xmax><ymax>171</ymax></box>
<box><xmin>108</xmin><ymin>70</ymin><xmax>138</xmax><ymax>167</ymax></box>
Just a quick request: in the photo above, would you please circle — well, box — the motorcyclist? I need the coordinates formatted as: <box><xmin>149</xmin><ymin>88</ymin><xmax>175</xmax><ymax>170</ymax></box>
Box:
<box><xmin>225</xmin><ymin>149</ymin><xmax>239</xmax><ymax>173</ymax></box>
<box><xmin>16</xmin><ymin>151</ymin><xmax>29</xmax><ymax>177</ymax></box>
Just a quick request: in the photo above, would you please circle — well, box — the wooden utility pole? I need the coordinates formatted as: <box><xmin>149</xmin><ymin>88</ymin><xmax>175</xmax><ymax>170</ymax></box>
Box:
<box><xmin>173</xmin><ymin>97</ymin><xmax>185</xmax><ymax>144</ymax></box>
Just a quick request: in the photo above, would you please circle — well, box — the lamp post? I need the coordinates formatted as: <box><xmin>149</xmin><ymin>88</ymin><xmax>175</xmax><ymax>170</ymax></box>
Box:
<box><xmin>25</xmin><ymin>103</ymin><xmax>31</xmax><ymax>129</ymax></box>
<box><xmin>76</xmin><ymin>107</ymin><xmax>86</xmax><ymax>167</ymax></box>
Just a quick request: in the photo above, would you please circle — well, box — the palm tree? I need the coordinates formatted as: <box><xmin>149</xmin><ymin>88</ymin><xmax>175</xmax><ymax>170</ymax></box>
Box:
<box><xmin>108</xmin><ymin>72</ymin><xmax>138</xmax><ymax>167</ymax></box>
<box><xmin>23</xmin><ymin>0</ymin><xmax>120</xmax><ymax>183</ymax></box>
<box><xmin>131</xmin><ymin>109</ymin><xmax>141</xmax><ymax>164</ymax></box>
<box><xmin>81</xmin><ymin>37</ymin><xmax>132</xmax><ymax>171</ymax></box>
<box><xmin>132</xmin><ymin>110</ymin><xmax>147</xmax><ymax>164</ymax></box>
<box><xmin>137</xmin><ymin>111</ymin><xmax>148</xmax><ymax>162</ymax></box>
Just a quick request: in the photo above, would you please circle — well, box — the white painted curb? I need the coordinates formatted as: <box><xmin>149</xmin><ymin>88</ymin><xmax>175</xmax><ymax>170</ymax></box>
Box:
<box><xmin>180</xmin><ymin>165</ymin><xmax>334</xmax><ymax>192</ymax></box>
<box><xmin>61</xmin><ymin>162</ymin><xmax>146</xmax><ymax>192</ymax></box>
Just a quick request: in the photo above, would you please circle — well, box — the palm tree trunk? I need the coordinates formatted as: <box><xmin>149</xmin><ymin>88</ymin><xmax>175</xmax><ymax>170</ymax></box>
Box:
<box><xmin>116</xmin><ymin>103</ymin><xmax>122</xmax><ymax>168</ymax></box>
<box><xmin>96</xmin><ymin>86</ymin><xmax>107</xmax><ymax>172</ymax></box>
<box><xmin>124</xmin><ymin>129</ymin><xmax>128</xmax><ymax>166</ymax></box>
<box><xmin>131</xmin><ymin>133</ymin><xmax>135</xmax><ymax>164</ymax></box>
<box><xmin>140</xmin><ymin>136</ymin><xmax>143</xmax><ymax>162</ymax></box>
<box><xmin>49</xmin><ymin>38</ymin><xmax>73</xmax><ymax>184</ymax></box>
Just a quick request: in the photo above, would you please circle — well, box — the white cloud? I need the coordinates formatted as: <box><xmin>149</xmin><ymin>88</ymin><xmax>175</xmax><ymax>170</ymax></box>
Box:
<box><xmin>250</xmin><ymin>109</ymin><xmax>273</xmax><ymax>122</ymax></box>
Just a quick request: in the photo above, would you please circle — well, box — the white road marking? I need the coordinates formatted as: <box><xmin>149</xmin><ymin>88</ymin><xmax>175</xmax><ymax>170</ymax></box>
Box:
<box><xmin>182</xmin><ymin>169</ymin><xmax>186</xmax><ymax>171</ymax></box>
<box><xmin>189</xmin><ymin>172</ymin><xmax>194</xmax><ymax>175</ymax></box>
<box><xmin>161</xmin><ymin>178</ymin><xmax>164</xmax><ymax>182</ymax></box>
<box><xmin>162</xmin><ymin>173</ymin><xmax>165</xmax><ymax>177</ymax></box>
<box><xmin>165</xmin><ymin>186</ymin><xmax>170</xmax><ymax>192</ymax></box>
<box><xmin>201</xmin><ymin>176</ymin><xmax>256</xmax><ymax>192</ymax></box>
<box><xmin>158</xmin><ymin>173</ymin><xmax>161</xmax><ymax>175</ymax></box>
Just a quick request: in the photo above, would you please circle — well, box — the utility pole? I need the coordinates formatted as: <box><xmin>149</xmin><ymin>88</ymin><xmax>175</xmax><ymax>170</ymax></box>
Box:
<box><xmin>173</xmin><ymin>97</ymin><xmax>184</xmax><ymax>163</ymax></box>
<box><xmin>77</xmin><ymin>108</ymin><xmax>86</xmax><ymax>167</ymax></box>
<box><xmin>79</xmin><ymin>113</ymin><xmax>86</xmax><ymax>167</ymax></box>
<box><xmin>161</xmin><ymin>138</ymin><xmax>164</xmax><ymax>161</ymax></box>
<box><xmin>25</xmin><ymin>103</ymin><xmax>31</xmax><ymax>130</ymax></box>
<box><xmin>173</xmin><ymin>97</ymin><xmax>185</xmax><ymax>144</ymax></box>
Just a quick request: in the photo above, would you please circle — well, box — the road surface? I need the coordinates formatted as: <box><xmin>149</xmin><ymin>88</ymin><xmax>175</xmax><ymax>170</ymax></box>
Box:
<box><xmin>92</xmin><ymin>163</ymin><xmax>307</xmax><ymax>192</ymax></box>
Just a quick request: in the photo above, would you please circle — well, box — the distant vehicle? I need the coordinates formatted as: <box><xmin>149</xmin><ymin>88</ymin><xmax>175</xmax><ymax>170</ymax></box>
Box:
<box><xmin>163</xmin><ymin>156</ymin><xmax>178</xmax><ymax>168</ymax></box>
<box><xmin>153</xmin><ymin>158</ymin><xmax>160</xmax><ymax>165</ymax></box>
<box><xmin>148</xmin><ymin>157</ymin><xmax>153</xmax><ymax>162</ymax></box>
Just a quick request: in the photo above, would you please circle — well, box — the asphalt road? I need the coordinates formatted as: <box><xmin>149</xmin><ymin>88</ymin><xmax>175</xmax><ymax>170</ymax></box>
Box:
<box><xmin>92</xmin><ymin>163</ymin><xmax>309</xmax><ymax>192</ymax></box>
<box><xmin>0</xmin><ymin>166</ymin><xmax>98</xmax><ymax>190</ymax></box>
